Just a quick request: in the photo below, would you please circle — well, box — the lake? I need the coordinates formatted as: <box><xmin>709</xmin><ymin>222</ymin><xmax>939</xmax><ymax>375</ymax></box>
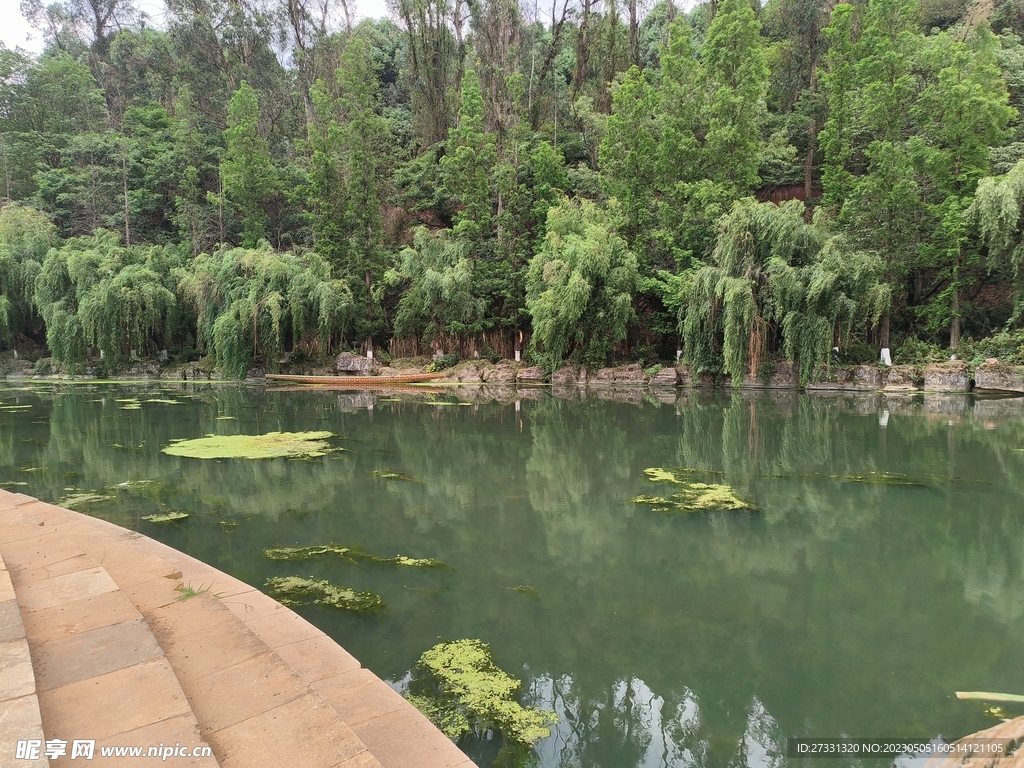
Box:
<box><xmin>1</xmin><ymin>381</ymin><xmax>1022</xmax><ymax>767</ymax></box>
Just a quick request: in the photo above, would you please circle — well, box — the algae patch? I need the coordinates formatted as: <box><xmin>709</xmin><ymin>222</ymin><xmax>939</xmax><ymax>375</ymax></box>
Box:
<box><xmin>161</xmin><ymin>431</ymin><xmax>335</xmax><ymax>460</ymax></box>
<box><xmin>142</xmin><ymin>511</ymin><xmax>189</xmax><ymax>523</ymax></box>
<box><xmin>60</xmin><ymin>493</ymin><xmax>114</xmax><ymax>509</ymax></box>
<box><xmin>265</xmin><ymin>576</ymin><xmax>383</xmax><ymax>612</ymax></box>
<box><xmin>834</xmin><ymin>471</ymin><xmax>927</xmax><ymax>486</ymax></box>
<box><xmin>371</xmin><ymin>470</ymin><xmax>421</xmax><ymax>482</ymax></box>
<box><xmin>636</xmin><ymin>468</ymin><xmax>756</xmax><ymax>512</ymax></box>
<box><xmin>405</xmin><ymin>639</ymin><xmax>557</xmax><ymax>748</ymax></box>
<box><xmin>263</xmin><ymin>544</ymin><xmax>446</xmax><ymax>568</ymax></box>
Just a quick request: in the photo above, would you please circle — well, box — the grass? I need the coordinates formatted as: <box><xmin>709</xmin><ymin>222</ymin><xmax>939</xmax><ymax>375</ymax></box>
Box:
<box><xmin>174</xmin><ymin>581</ymin><xmax>223</xmax><ymax>602</ymax></box>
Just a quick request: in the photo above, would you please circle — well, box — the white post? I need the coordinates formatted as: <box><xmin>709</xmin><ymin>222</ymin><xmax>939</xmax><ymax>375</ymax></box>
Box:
<box><xmin>13</xmin><ymin>350</ymin><xmax>18</xmax><ymax>360</ymax></box>
<box><xmin>676</xmin><ymin>348</ymin><xmax>681</xmax><ymax>362</ymax></box>
<box><xmin>514</xmin><ymin>349</ymin><xmax>521</xmax><ymax>362</ymax></box>
<box><xmin>880</xmin><ymin>348</ymin><xmax>892</xmax><ymax>366</ymax></box>
<box><xmin>100</xmin><ymin>350</ymin><xmax>105</xmax><ymax>360</ymax></box>
<box><xmin>367</xmin><ymin>348</ymin><xmax>373</xmax><ymax>360</ymax></box>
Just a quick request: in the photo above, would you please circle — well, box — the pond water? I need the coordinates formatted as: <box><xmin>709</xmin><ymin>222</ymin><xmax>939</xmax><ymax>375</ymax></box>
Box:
<box><xmin>2</xmin><ymin>381</ymin><xmax>1023</xmax><ymax>767</ymax></box>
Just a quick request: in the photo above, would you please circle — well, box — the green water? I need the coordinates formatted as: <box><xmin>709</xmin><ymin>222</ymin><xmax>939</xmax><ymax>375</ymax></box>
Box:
<box><xmin>2</xmin><ymin>381</ymin><xmax>1023</xmax><ymax>767</ymax></box>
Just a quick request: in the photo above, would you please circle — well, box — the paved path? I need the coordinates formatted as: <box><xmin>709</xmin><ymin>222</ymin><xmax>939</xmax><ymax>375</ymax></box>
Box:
<box><xmin>0</xmin><ymin>491</ymin><xmax>476</xmax><ymax>768</ymax></box>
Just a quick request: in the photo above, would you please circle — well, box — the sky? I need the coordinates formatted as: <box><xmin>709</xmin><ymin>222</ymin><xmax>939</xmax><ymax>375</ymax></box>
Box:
<box><xmin>0</xmin><ymin>0</ymin><xmax>394</xmax><ymax>56</ymax></box>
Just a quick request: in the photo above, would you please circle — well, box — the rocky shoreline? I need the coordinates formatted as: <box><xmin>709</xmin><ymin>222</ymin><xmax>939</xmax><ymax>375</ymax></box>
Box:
<box><xmin>5</xmin><ymin>351</ymin><xmax>1024</xmax><ymax>394</ymax></box>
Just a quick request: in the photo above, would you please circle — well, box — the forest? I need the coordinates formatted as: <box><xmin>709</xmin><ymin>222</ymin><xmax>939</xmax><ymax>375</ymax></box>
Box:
<box><xmin>4</xmin><ymin>0</ymin><xmax>1024</xmax><ymax>380</ymax></box>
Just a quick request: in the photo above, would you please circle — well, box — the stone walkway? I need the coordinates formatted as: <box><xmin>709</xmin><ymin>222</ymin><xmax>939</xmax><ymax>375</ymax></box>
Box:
<box><xmin>0</xmin><ymin>491</ymin><xmax>476</xmax><ymax>768</ymax></box>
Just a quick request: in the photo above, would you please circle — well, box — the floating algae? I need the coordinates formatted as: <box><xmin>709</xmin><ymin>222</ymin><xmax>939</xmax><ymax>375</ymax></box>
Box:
<box><xmin>110</xmin><ymin>479</ymin><xmax>161</xmax><ymax>491</ymax></box>
<box><xmin>263</xmin><ymin>544</ymin><xmax>446</xmax><ymax>568</ymax></box>
<box><xmin>636</xmin><ymin>468</ymin><xmax>756</xmax><ymax>512</ymax></box>
<box><xmin>0</xmin><ymin>404</ymin><xmax>32</xmax><ymax>411</ymax></box>
<box><xmin>218</xmin><ymin>519</ymin><xmax>239</xmax><ymax>530</ymax></box>
<box><xmin>265</xmin><ymin>576</ymin><xmax>383</xmax><ymax>612</ymax></box>
<box><xmin>161</xmin><ymin>431</ymin><xmax>335</xmax><ymax>460</ymax></box>
<box><xmin>0</xmin><ymin>481</ymin><xmax>29</xmax><ymax>487</ymax></box>
<box><xmin>144</xmin><ymin>398</ymin><xmax>180</xmax><ymax>404</ymax></box>
<box><xmin>214</xmin><ymin>416</ymin><xmax>236</xmax><ymax>420</ymax></box>
<box><xmin>141</xmin><ymin>511</ymin><xmax>189</xmax><ymax>523</ymax></box>
<box><xmin>60</xmin><ymin>493</ymin><xmax>114</xmax><ymax>509</ymax></box>
<box><xmin>833</xmin><ymin>471</ymin><xmax>928</xmax><ymax>487</ymax></box>
<box><xmin>371</xmin><ymin>470</ymin><xmax>421</xmax><ymax>482</ymax></box>
<box><xmin>405</xmin><ymin>639</ymin><xmax>557</xmax><ymax>747</ymax></box>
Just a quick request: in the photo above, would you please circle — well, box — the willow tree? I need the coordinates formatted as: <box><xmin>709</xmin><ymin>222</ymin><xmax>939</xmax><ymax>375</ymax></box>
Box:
<box><xmin>0</xmin><ymin>204</ymin><xmax>56</xmax><ymax>346</ymax></box>
<box><xmin>32</xmin><ymin>230</ymin><xmax>182</xmax><ymax>364</ymax></box>
<box><xmin>525</xmin><ymin>198</ymin><xmax>639</xmax><ymax>367</ymax></box>
<box><xmin>177</xmin><ymin>245</ymin><xmax>353</xmax><ymax>378</ymax></box>
<box><xmin>682</xmin><ymin>199</ymin><xmax>888</xmax><ymax>384</ymax></box>
<box><xmin>386</xmin><ymin>227</ymin><xmax>485</xmax><ymax>346</ymax></box>
<box><xmin>973</xmin><ymin>159</ymin><xmax>1024</xmax><ymax>322</ymax></box>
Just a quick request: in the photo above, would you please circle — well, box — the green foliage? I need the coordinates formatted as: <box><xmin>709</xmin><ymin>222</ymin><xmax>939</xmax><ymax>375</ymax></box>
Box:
<box><xmin>177</xmin><ymin>245</ymin><xmax>353</xmax><ymax>378</ymax></box>
<box><xmin>406</xmin><ymin>639</ymin><xmax>557</xmax><ymax>747</ymax></box>
<box><xmin>222</xmin><ymin>82</ymin><xmax>276</xmax><ymax>248</ymax></box>
<box><xmin>442</xmin><ymin>70</ymin><xmax>497</xmax><ymax>245</ymax></box>
<box><xmin>388</xmin><ymin>228</ymin><xmax>485</xmax><ymax>343</ymax></box>
<box><xmin>682</xmin><ymin>199</ymin><xmax>888</xmax><ymax>384</ymax></box>
<box><xmin>526</xmin><ymin>199</ymin><xmax>639</xmax><ymax>367</ymax></box>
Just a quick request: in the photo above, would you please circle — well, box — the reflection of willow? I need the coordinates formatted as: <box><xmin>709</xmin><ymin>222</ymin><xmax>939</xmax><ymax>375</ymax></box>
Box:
<box><xmin>527</xmin><ymin>673</ymin><xmax>788</xmax><ymax>768</ymax></box>
<box><xmin>364</xmin><ymin>401</ymin><xmax>533</xmax><ymax>535</ymax></box>
<box><xmin>525</xmin><ymin>398</ymin><xmax>642</xmax><ymax>564</ymax></box>
<box><xmin>0</xmin><ymin>385</ymin><xmax>361</xmax><ymax>525</ymax></box>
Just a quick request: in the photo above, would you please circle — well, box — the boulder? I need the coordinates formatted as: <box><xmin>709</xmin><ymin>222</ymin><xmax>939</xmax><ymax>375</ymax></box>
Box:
<box><xmin>336</xmin><ymin>352</ymin><xmax>375</xmax><ymax>374</ymax></box>
<box><xmin>482</xmin><ymin>364</ymin><xmax>516</xmax><ymax>383</ymax></box>
<box><xmin>449</xmin><ymin>364</ymin><xmax>483</xmax><ymax>383</ymax></box>
<box><xmin>677</xmin><ymin>366</ymin><xmax>715</xmax><ymax>387</ymax></box>
<box><xmin>516</xmin><ymin>366</ymin><xmax>546</xmax><ymax>384</ymax></box>
<box><xmin>882</xmin><ymin>365</ymin><xmax>922</xmax><ymax>391</ymax></box>
<box><xmin>727</xmin><ymin>361</ymin><xmax>800</xmax><ymax>389</ymax></box>
<box><xmin>922</xmin><ymin>361</ymin><xmax>970</xmax><ymax>392</ymax></box>
<box><xmin>648</xmin><ymin>367</ymin><xmax>680</xmax><ymax>387</ymax></box>
<box><xmin>973</xmin><ymin>360</ymin><xmax>1024</xmax><ymax>393</ymax></box>
<box><xmin>807</xmin><ymin>365</ymin><xmax>882</xmax><ymax>391</ymax></box>
<box><xmin>592</xmin><ymin>363</ymin><xmax>645</xmax><ymax>383</ymax></box>
<box><xmin>551</xmin><ymin>366</ymin><xmax>586</xmax><ymax>385</ymax></box>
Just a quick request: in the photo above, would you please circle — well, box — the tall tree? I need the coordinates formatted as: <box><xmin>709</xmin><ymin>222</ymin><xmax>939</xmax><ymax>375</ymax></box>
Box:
<box><xmin>221</xmin><ymin>81</ymin><xmax>276</xmax><ymax>247</ymax></box>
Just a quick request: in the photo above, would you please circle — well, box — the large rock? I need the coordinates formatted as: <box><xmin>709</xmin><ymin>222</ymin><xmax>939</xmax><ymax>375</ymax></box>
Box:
<box><xmin>516</xmin><ymin>366</ymin><xmax>546</xmax><ymax>384</ymax></box>
<box><xmin>923</xmin><ymin>361</ymin><xmax>970</xmax><ymax>392</ymax></box>
<box><xmin>592</xmin><ymin>364</ymin><xmax>645</xmax><ymax>384</ymax></box>
<box><xmin>648</xmin><ymin>367</ymin><xmax>680</xmax><ymax>387</ymax></box>
<box><xmin>677</xmin><ymin>366</ymin><xmax>714</xmax><ymax>387</ymax></box>
<box><xmin>807</xmin><ymin>365</ymin><xmax>882</xmax><ymax>391</ymax></box>
<box><xmin>448</xmin><ymin>363</ymin><xmax>483</xmax><ymax>383</ymax></box>
<box><xmin>727</xmin><ymin>361</ymin><xmax>800</xmax><ymax>389</ymax></box>
<box><xmin>482</xmin><ymin>364</ymin><xmax>516</xmax><ymax>383</ymax></box>
<box><xmin>336</xmin><ymin>352</ymin><xmax>375</xmax><ymax>374</ymax></box>
<box><xmin>883</xmin><ymin>365</ymin><xmax>921</xmax><ymax>391</ymax></box>
<box><xmin>973</xmin><ymin>360</ymin><xmax>1024</xmax><ymax>393</ymax></box>
<box><xmin>551</xmin><ymin>366</ymin><xmax>587</xmax><ymax>385</ymax></box>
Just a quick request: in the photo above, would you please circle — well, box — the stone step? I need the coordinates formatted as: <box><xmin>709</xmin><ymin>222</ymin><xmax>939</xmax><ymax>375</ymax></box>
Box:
<box><xmin>0</xmin><ymin>493</ymin><xmax>476</xmax><ymax>768</ymax></box>
<box><xmin>0</xmin><ymin>496</ymin><xmax>215</xmax><ymax>767</ymax></box>
<box><xmin>0</xmin><ymin>546</ymin><xmax>49</xmax><ymax>768</ymax></box>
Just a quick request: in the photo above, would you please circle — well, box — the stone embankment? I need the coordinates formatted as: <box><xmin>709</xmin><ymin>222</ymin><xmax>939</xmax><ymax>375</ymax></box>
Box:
<box><xmin>0</xmin><ymin>491</ymin><xmax>476</xmax><ymax>768</ymax></box>
<box><xmin>440</xmin><ymin>358</ymin><xmax>1024</xmax><ymax>393</ymax></box>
